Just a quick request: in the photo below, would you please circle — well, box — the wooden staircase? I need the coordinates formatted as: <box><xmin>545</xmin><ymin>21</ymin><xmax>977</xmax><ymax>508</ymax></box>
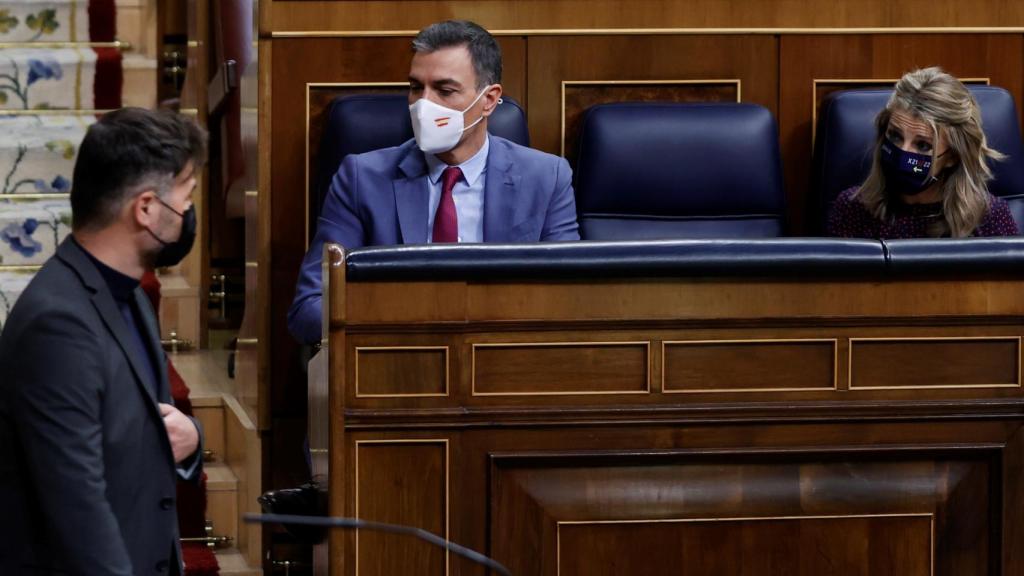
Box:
<box><xmin>177</xmin><ymin>350</ymin><xmax>263</xmax><ymax>575</ymax></box>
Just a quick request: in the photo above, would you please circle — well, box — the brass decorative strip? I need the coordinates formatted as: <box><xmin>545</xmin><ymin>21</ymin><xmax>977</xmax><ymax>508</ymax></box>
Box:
<box><xmin>0</xmin><ymin>40</ymin><xmax>132</xmax><ymax>50</ymax></box>
<box><xmin>244</xmin><ymin>190</ymin><xmax>258</xmax><ymax>197</ymax></box>
<box><xmin>561</xmin><ymin>79</ymin><xmax>741</xmax><ymax>157</ymax></box>
<box><xmin>180</xmin><ymin>108</ymin><xmax>200</xmax><ymax>116</ymax></box>
<box><xmin>273</xmin><ymin>27</ymin><xmax>1024</xmax><ymax>38</ymax></box>
<box><xmin>810</xmin><ymin>78</ymin><xmax>990</xmax><ymax>150</ymax></box>
<box><xmin>354</xmin><ymin>346</ymin><xmax>450</xmax><ymax>398</ymax></box>
<box><xmin>305</xmin><ymin>82</ymin><xmax>409</xmax><ymax>249</ymax></box>
<box><xmin>0</xmin><ymin>193</ymin><xmax>70</xmax><ymax>200</ymax></box>
<box><xmin>354</xmin><ymin>439</ymin><xmax>450</xmax><ymax>576</ymax></box>
<box><xmin>187</xmin><ymin>40</ymin><xmax>201</xmax><ymax>48</ymax></box>
<box><xmin>245</xmin><ymin>261</ymin><xmax>258</xmax><ymax>268</ymax></box>
<box><xmin>661</xmin><ymin>338</ymin><xmax>838</xmax><ymax>393</ymax></box>
<box><xmin>847</xmin><ymin>335</ymin><xmax>1022</xmax><ymax>390</ymax></box>
<box><xmin>0</xmin><ymin>109</ymin><xmax>111</xmax><ymax>115</ymax></box>
<box><xmin>236</xmin><ymin>338</ymin><xmax>259</xmax><ymax>345</ymax></box>
<box><xmin>0</xmin><ymin>265</ymin><xmax>42</xmax><ymax>272</ymax></box>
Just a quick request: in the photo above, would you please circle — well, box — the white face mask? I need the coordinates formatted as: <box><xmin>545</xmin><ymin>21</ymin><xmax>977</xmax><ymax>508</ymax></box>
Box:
<box><xmin>409</xmin><ymin>86</ymin><xmax>491</xmax><ymax>155</ymax></box>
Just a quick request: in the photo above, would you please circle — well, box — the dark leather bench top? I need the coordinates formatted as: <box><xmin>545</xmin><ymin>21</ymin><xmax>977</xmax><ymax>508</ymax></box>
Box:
<box><xmin>344</xmin><ymin>239</ymin><xmax>887</xmax><ymax>281</ymax></box>
<box><xmin>343</xmin><ymin>238</ymin><xmax>1024</xmax><ymax>282</ymax></box>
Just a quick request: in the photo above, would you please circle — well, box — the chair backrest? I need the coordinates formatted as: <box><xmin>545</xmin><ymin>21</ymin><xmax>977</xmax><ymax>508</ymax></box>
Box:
<box><xmin>812</xmin><ymin>85</ymin><xmax>1024</xmax><ymax>233</ymax></box>
<box><xmin>573</xmin><ymin>102</ymin><xmax>786</xmax><ymax>240</ymax></box>
<box><xmin>311</xmin><ymin>94</ymin><xmax>530</xmax><ymax>235</ymax></box>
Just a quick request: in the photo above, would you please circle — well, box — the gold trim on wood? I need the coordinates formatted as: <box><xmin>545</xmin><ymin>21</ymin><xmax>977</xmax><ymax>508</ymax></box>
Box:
<box><xmin>354</xmin><ymin>439</ymin><xmax>450</xmax><ymax>576</ymax></box>
<box><xmin>660</xmin><ymin>338</ymin><xmax>838</xmax><ymax>393</ymax></box>
<box><xmin>471</xmin><ymin>341</ymin><xmax>651</xmax><ymax>396</ymax></box>
<box><xmin>273</xmin><ymin>27</ymin><xmax>1024</xmax><ymax>38</ymax></box>
<box><xmin>560</xmin><ymin>79</ymin><xmax>742</xmax><ymax>157</ymax></box>
<box><xmin>354</xmin><ymin>346</ymin><xmax>450</xmax><ymax>398</ymax></box>
<box><xmin>0</xmin><ymin>265</ymin><xmax>41</xmax><ymax>272</ymax></box>
<box><xmin>236</xmin><ymin>338</ymin><xmax>259</xmax><ymax>345</ymax></box>
<box><xmin>847</xmin><ymin>335</ymin><xmax>1022</xmax><ymax>390</ymax></box>
<box><xmin>245</xmin><ymin>261</ymin><xmax>258</xmax><ymax>268</ymax></box>
<box><xmin>244</xmin><ymin>189</ymin><xmax>258</xmax><ymax>197</ymax></box>
<box><xmin>304</xmin><ymin>82</ymin><xmax>410</xmax><ymax>249</ymax></box>
<box><xmin>810</xmin><ymin>78</ymin><xmax>990</xmax><ymax>150</ymax></box>
<box><xmin>556</xmin><ymin>513</ymin><xmax>935</xmax><ymax>576</ymax></box>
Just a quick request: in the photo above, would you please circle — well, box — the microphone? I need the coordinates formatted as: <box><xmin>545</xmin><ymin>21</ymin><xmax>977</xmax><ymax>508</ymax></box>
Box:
<box><xmin>244</xmin><ymin>513</ymin><xmax>512</xmax><ymax>576</ymax></box>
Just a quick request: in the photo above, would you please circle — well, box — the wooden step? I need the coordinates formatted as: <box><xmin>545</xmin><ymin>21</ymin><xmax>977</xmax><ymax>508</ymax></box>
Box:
<box><xmin>214</xmin><ymin>548</ymin><xmax>262</xmax><ymax>575</ymax></box>
<box><xmin>205</xmin><ymin>462</ymin><xmax>239</xmax><ymax>550</ymax></box>
<box><xmin>116</xmin><ymin>0</ymin><xmax>157</xmax><ymax>59</ymax></box>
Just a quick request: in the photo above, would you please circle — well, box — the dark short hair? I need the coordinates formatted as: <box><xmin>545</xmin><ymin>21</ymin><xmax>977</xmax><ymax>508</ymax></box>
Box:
<box><xmin>70</xmin><ymin>107</ymin><xmax>208</xmax><ymax>231</ymax></box>
<box><xmin>411</xmin><ymin>20</ymin><xmax>502</xmax><ymax>89</ymax></box>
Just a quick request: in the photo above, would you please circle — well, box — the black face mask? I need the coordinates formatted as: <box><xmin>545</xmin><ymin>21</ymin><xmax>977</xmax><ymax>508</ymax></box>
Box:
<box><xmin>147</xmin><ymin>198</ymin><xmax>196</xmax><ymax>268</ymax></box>
<box><xmin>879</xmin><ymin>137</ymin><xmax>942</xmax><ymax>197</ymax></box>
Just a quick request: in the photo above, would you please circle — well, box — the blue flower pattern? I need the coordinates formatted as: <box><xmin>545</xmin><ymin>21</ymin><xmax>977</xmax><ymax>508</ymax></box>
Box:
<box><xmin>31</xmin><ymin>175</ymin><xmax>69</xmax><ymax>193</ymax></box>
<box><xmin>26</xmin><ymin>58</ymin><xmax>61</xmax><ymax>86</ymax></box>
<box><xmin>1</xmin><ymin>218</ymin><xmax>42</xmax><ymax>257</ymax></box>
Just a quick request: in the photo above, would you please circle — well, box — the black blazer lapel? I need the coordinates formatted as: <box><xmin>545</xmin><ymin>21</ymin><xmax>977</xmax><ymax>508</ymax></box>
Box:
<box><xmin>133</xmin><ymin>288</ymin><xmax>170</xmax><ymax>403</ymax></box>
<box><xmin>56</xmin><ymin>239</ymin><xmax>162</xmax><ymax>415</ymax></box>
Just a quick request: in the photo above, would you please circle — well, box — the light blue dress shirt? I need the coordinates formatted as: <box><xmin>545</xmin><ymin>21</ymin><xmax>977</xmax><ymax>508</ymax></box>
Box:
<box><xmin>425</xmin><ymin>135</ymin><xmax>489</xmax><ymax>243</ymax></box>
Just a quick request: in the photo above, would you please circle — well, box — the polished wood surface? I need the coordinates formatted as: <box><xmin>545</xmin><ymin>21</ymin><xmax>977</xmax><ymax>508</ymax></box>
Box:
<box><xmin>263</xmin><ymin>0</ymin><xmax>1024</xmax><ymax>34</ymax></box>
<box><xmin>315</xmin><ymin>254</ymin><xmax>1024</xmax><ymax>575</ymax></box>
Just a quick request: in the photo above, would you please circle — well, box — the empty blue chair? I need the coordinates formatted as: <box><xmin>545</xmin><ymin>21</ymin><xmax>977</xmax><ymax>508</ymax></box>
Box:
<box><xmin>311</xmin><ymin>94</ymin><xmax>530</xmax><ymax>239</ymax></box>
<box><xmin>812</xmin><ymin>85</ymin><xmax>1024</xmax><ymax>233</ymax></box>
<box><xmin>573</xmin><ymin>102</ymin><xmax>787</xmax><ymax>240</ymax></box>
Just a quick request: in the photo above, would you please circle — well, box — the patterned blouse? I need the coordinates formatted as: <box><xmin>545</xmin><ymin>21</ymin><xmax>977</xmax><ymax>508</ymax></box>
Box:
<box><xmin>827</xmin><ymin>187</ymin><xmax>1019</xmax><ymax>239</ymax></box>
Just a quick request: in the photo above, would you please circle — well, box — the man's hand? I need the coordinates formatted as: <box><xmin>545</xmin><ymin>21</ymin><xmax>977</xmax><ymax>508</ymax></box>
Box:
<box><xmin>159</xmin><ymin>403</ymin><xmax>199</xmax><ymax>463</ymax></box>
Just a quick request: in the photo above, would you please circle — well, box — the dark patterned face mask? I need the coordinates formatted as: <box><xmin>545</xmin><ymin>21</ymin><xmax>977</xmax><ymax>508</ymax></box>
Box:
<box><xmin>880</xmin><ymin>137</ymin><xmax>939</xmax><ymax>196</ymax></box>
<box><xmin>147</xmin><ymin>199</ymin><xmax>196</xmax><ymax>268</ymax></box>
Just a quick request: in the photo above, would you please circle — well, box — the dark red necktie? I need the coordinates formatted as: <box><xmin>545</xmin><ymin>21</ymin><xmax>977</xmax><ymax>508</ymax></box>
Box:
<box><xmin>432</xmin><ymin>166</ymin><xmax>462</xmax><ymax>243</ymax></box>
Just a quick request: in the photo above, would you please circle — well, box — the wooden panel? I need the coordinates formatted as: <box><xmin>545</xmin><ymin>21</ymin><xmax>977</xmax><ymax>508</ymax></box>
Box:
<box><xmin>850</xmin><ymin>337</ymin><xmax>1021</xmax><ymax>389</ymax></box>
<box><xmin>663</xmin><ymin>339</ymin><xmax>836</xmax><ymax>393</ymax></box>
<box><xmin>561</xmin><ymin>79</ymin><xmax>740</xmax><ymax>162</ymax></box>
<box><xmin>266</xmin><ymin>1</ymin><xmax>1024</xmax><ymax>34</ymax></box>
<box><xmin>778</xmin><ymin>33</ymin><xmax>1024</xmax><ymax>233</ymax></box>
<box><xmin>558</xmin><ymin>516</ymin><xmax>932</xmax><ymax>576</ymax></box>
<box><xmin>473</xmin><ymin>342</ymin><xmax>649</xmax><ymax>395</ymax></box>
<box><xmin>527</xmin><ymin>35</ymin><xmax>778</xmax><ymax>155</ymax></box>
<box><xmin>355</xmin><ymin>347</ymin><xmax>448</xmax><ymax>397</ymax></box>
<box><xmin>355</xmin><ymin>440</ymin><xmax>447</xmax><ymax>576</ymax></box>
<box><xmin>490</xmin><ymin>452</ymin><xmax>992</xmax><ymax>576</ymax></box>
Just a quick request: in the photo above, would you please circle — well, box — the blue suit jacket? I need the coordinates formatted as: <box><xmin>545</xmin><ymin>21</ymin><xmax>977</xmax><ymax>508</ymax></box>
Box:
<box><xmin>288</xmin><ymin>135</ymin><xmax>580</xmax><ymax>343</ymax></box>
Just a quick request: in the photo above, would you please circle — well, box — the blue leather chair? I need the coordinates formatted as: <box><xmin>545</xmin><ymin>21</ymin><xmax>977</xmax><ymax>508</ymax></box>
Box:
<box><xmin>311</xmin><ymin>94</ymin><xmax>530</xmax><ymax>239</ymax></box>
<box><xmin>573</xmin><ymin>102</ymin><xmax>787</xmax><ymax>240</ymax></box>
<box><xmin>812</xmin><ymin>85</ymin><xmax>1024</xmax><ymax>233</ymax></box>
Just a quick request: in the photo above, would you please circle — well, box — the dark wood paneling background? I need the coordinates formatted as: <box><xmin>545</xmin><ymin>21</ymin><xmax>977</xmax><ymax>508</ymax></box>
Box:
<box><xmin>260</xmin><ymin>0</ymin><xmax>1024</xmax><ymax>534</ymax></box>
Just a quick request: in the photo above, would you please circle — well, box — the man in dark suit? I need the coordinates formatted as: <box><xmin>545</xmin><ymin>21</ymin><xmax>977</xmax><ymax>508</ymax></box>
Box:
<box><xmin>287</xmin><ymin>19</ymin><xmax>580</xmax><ymax>344</ymax></box>
<box><xmin>0</xmin><ymin>108</ymin><xmax>206</xmax><ymax>575</ymax></box>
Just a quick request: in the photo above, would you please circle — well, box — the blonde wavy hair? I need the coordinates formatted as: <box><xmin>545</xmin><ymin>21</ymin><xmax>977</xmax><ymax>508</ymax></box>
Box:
<box><xmin>855</xmin><ymin>67</ymin><xmax>1003</xmax><ymax>237</ymax></box>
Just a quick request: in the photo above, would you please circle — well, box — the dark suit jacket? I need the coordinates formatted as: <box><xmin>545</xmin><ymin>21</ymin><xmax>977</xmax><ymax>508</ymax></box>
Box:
<box><xmin>0</xmin><ymin>238</ymin><xmax>200</xmax><ymax>575</ymax></box>
<box><xmin>287</xmin><ymin>135</ymin><xmax>581</xmax><ymax>343</ymax></box>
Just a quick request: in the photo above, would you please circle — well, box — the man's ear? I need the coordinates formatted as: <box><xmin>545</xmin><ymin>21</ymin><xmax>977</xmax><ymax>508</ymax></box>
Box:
<box><xmin>133</xmin><ymin>190</ymin><xmax>159</xmax><ymax>228</ymax></box>
<box><xmin>480</xmin><ymin>83</ymin><xmax>503</xmax><ymax>117</ymax></box>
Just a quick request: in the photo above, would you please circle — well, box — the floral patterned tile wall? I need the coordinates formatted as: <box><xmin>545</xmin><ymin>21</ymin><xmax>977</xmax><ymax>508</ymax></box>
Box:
<box><xmin>0</xmin><ymin>197</ymin><xmax>70</xmax><ymax>265</ymax></box>
<box><xmin>0</xmin><ymin>268</ymin><xmax>33</xmax><ymax>331</ymax></box>
<box><xmin>1</xmin><ymin>114</ymin><xmax>90</xmax><ymax>193</ymax></box>
<box><xmin>0</xmin><ymin>2</ymin><xmax>90</xmax><ymax>43</ymax></box>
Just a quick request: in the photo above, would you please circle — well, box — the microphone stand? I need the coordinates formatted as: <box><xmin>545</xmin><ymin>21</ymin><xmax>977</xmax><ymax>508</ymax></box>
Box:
<box><xmin>245</xmin><ymin>513</ymin><xmax>512</xmax><ymax>576</ymax></box>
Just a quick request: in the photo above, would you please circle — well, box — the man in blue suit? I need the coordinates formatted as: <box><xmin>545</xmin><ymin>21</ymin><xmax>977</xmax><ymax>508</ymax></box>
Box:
<box><xmin>287</xmin><ymin>20</ymin><xmax>580</xmax><ymax>344</ymax></box>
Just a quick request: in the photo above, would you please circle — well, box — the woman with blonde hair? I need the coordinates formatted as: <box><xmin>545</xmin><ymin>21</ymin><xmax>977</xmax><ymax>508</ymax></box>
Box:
<box><xmin>827</xmin><ymin>67</ymin><xmax>1017</xmax><ymax>238</ymax></box>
